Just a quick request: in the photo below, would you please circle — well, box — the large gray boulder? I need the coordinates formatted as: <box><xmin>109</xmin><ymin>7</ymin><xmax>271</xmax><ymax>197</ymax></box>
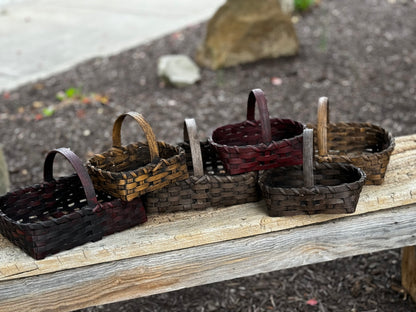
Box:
<box><xmin>196</xmin><ymin>0</ymin><xmax>299</xmax><ymax>69</ymax></box>
<box><xmin>0</xmin><ymin>145</ymin><xmax>10</xmax><ymax>195</ymax></box>
<box><xmin>157</xmin><ymin>54</ymin><xmax>201</xmax><ymax>87</ymax></box>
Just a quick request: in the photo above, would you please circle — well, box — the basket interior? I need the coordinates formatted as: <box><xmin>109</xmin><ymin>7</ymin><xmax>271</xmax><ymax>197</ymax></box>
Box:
<box><xmin>89</xmin><ymin>142</ymin><xmax>179</xmax><ymax>172</ymax></box>
<box><xmin>0</xmin><ymin>175</ymin><xmax>113</xmax><ymax>224</ymax></box>
<box><xmin>262</xmin><ymin>164</ymin><xmax>363</xmax><ymax>189</ymax></box>
<box><xmin>315</xmin><ymin>124</ymin><xmax>391</xmax><ymax>156</ymax></box>
<box><xmin>212</xmin><ymin>119</ymin><xmax>304</xmax><ymax>147</ymax></box>
<box><xmin>179</xmin><ymin>141</ymin><xmax>227</xmax><ymax>176</ymax></box>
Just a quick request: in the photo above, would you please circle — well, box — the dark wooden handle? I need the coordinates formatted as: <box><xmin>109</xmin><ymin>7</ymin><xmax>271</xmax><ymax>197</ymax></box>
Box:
<box><xmin>246</xmin><ymin>89</ymin><xmax>272</xmax><ymax>144</ymax></box>
<box><xmin>44</xmin><ymin>148</ymin><xmax>99</xmax><ymax>208</ymax></box>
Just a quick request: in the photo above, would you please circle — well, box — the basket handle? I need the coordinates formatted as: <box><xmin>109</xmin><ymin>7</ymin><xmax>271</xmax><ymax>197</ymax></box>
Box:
<box><xmin>183</xmin><ymin>118</ymin><xmax>204</xmax><ymax>177</ymax></box>
<box><xmin>43</xmin><ymin>148</ymin><xmax>99</xmax><ymax>208</ymax></box>
<box><xmin>317</xmin><ymin>97</ymin><xmax>329</xmax><ymax>156</ymax></box>
<box><xmin>246</xmin><ymin>89</ymin><xmax>272</xmax><ymax>144</ymax></box>
<box><xmin>303</xmin><ymin>128</ymin><xmax>314</xmax><ymax>188</ymax></box>
<box><xmin>112</xmin><ymin>112</ymin><xmax>160</xmax><ymax>161</ymax></box>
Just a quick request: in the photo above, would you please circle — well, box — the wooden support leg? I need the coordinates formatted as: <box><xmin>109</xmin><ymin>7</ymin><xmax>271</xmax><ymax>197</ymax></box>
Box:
<box><xmin>402</xmin><ymin>246</ymin><xmax>416</xmax><ymax>302</ymax></box>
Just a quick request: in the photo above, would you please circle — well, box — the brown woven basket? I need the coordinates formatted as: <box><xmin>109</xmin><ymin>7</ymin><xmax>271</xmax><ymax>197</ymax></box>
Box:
<box><xmin>308</xmin><ymin>97</ymin><xmax>395</xmax><ymax>185</ymax></box>
<box><xmin>209</xmin><ymin>89</ymin><xmax>304</xmax><ymax>175</ymax></box>
<box><xmin>145</xmin><ymin>118</ymin><xmax>260</xmax><ymax>213</ymax></box>
<box><xmin>87</xmin><ymin>112</ymin><xmax>189</xmax><ymax>201</ymax></box>
<box><xmin>259</xmin><ymin>129</ymin><xmax>366</xmax><ymax>217</ymax></box>
<box><xmin>0</xmin><ymin>148</ymin><xmax>147</xmax><ymax>260</ymax></box>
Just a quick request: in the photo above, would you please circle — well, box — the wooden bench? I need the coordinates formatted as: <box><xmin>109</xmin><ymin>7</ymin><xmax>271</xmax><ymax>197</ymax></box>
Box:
<box><xmin>0</xmin><ymin>134</ymin><xmax>415</xmax><ymax>312</ymax></box>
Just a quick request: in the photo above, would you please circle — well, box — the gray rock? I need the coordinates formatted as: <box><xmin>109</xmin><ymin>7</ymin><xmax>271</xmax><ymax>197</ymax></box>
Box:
<box><xmin>0</xmin><ymin>144</ymin><xmax>10</xmax><ymax>195</ymax></box>
<box><xmin>196</xmin><ymin>0</ymin><xmax>299</xmax><ymax>69</ymax></box>
<box><xmin>157</xmin><ymin>54</ymin><xmax>201</xmax><ymax>87</ymax></box>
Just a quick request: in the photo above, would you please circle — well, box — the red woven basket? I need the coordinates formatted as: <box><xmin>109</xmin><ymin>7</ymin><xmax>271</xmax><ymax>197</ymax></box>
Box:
<box><xmin>209</xmin><ymin>89</ymin><xmax>304</xmax><ymax>175</ymax></box>
<box><xmin>0</xmin><ymin>148</ymin><xmax>147</xmax><ymax>260</ymax></box>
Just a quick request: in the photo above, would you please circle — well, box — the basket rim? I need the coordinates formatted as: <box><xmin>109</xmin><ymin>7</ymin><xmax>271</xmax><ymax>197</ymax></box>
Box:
<box><xmin>258</xmin><ymin>162</ymin><xmax>366</xmax><ymax>194</ymax></box>
<box><xmin>209</xmin><ymin>118</ymin><xmax>305</xmax><ymax>151</ymax></box>
<box><xmin>308</xmin><ymin>121</ymin><xmax>395</xmax><ymax>160</ymax></box>
<box><xmin>86</xmin><ymin>141</ymin><xmax>186</xmax><ymax>180</ymax></box>
<box><xmin>0</xmin><ymin>176</ymin><xmax>101</xmax><ymax>229</ymax></box>
<box><xmin>178</xmin><ymin>167</ymin><xmax>258</xmax><ymax>185</ymax></box>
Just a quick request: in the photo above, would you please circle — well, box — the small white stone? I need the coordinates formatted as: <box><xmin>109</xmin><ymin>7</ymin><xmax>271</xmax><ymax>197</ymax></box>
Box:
<box><xmin>157</xmin><ymin>54</ymin><xmax>201</xmax><ymax>87</ymax></box>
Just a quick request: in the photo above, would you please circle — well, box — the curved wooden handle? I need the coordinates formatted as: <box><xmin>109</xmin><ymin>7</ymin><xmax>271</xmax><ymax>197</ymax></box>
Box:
<box><xmin>183</xmin><ymin>118</ymin><xmax>204</xmax><ymax>177</ymax></box>
<box><xmin>317</xmin><ymin>97</ymin><xmax>329</xmax><ymax>156</ymax></box>
<box><xmin>43</xmin><ymin>148</ymin><xmax>98</xmax><ymax>208</ymax></box>
<box><xmin>246</xmin><ymin>89</ymin><xmax>272</xmax><ymax>144</ymax></box>
<box><xmin>112</xmin><ymin>112</ymin><xmax>159</xmax><ymax>161</ymax></box>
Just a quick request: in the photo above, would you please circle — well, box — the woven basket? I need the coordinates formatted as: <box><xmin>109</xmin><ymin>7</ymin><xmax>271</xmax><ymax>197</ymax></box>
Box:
<box><xmin>87</xmin><ymin>112</ymin><xmax>189</xmax><ymax>201</ymax></box>
<box><xmin>145</xmin><ymin>118</ymin><xmax>260</xmax><ymax>213</ymax></box>
<box><xmin>259</xmin><ymin>129</ymin><xmax>366</xmax><ymax>217</ymax></box>
<box><xmin>308</xmin><ymin>97</ymin><xmax>395</xmax><ymax>185</ymax></box>
<box><xmin>209</xmin><ymin>89</ymin><xmax>304</xmax><ymax>175</ymax></box>
<box><xmin>0</xmin><ymin>148</ymin><xmax>147</xmax><ymax>260</ymax></box>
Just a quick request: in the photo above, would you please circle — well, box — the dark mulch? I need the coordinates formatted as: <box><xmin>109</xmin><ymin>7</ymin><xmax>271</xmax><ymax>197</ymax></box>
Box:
<box><xmin>1</xmin><ymin>0</ymin><xmax>415</xmax><ymax>311</ymax></box>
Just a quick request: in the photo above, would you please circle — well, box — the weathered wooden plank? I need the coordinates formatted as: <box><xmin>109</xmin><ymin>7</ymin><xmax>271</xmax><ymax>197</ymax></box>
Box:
<box><xmin>402</xmin><ymin>246</ymin><xmax>416</xmax><ymax>302</ymax></box>
<box><xmin>0</xmin><ymin>134</ymin><xmax>415</xmax><ymax>280</ymax></box>
<box><xmin>0</xmin><ymin>204</ymin><xmax>415</xmax><ymax>312</ymax></box>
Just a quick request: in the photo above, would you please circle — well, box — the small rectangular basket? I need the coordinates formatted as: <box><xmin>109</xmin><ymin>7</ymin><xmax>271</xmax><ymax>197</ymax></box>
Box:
<box><xmin>145</xmin><ymin>118</ymin><xmax>260</xmax><ymax>213</ymax></box>
<box><xmin>87</xmin><ymin>112</ymin><xmax>189</xmax><ymax>201</ymax></box>
<box><xmin>0</xmin><ymin>148</ymin><xmax>147</xmax><ymax>260</ymax></box>
<box><xmin>308</xmin><ymin>97</ymin><xmax>395</xmax><ymax>185</ymax></box>
<box><xmin>209</xmin><ymin>89</ymin><xmax>304</xmax><ymax>175</ymax></box>
<box><xmin>259</xmin><ymin>129</ymin><xmax>366</xmax><ymax>217</ymax></box>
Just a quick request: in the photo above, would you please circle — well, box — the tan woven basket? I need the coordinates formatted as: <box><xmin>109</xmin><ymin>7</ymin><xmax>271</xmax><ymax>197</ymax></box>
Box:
<box><xmin>259</xmin><ymin>129</ymin><xmax>366</xmax><ymax>217</ymax></box>
<box><xmin>308</xmin><ymin>97</ymin><xmax>395</xmax><ymax>185</ymax></box>
<box><xmin>87</xmin><ymin>112</ymin><xmax>189</xmax><ymax>201</ymax></box>
<box><xmin>145</xmin><ymin>118</ymin><xmax>260</xmax><ymax>213</ymax></box>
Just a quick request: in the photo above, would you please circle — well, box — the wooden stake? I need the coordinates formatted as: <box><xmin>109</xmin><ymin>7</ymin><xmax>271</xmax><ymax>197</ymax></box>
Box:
<box><xmin>303</xmin><ymin>128</ymin><xmax>314</xmax><ymax>188</ymax></box>
<box><xmin>402</xmin><ymin>246</ymin><xmax>416</xmax><ymax>302</ymax></box>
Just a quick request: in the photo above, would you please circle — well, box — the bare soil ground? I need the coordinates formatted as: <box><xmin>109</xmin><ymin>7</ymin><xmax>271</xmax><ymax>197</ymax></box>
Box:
<box><xmin>1</xmin><ymin>0</ymin><xmax>415</xmax><ymax>311</ymax></box>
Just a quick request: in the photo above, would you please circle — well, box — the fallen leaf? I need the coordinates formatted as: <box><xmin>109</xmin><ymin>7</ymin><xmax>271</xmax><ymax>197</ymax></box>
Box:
<box><xmin>56</xmin><ymin>91</ymin><xmax>66</xmax><ymax>101</ymax></box>
<box><xmin>32</xmin><ymin>101</ymin><xmax>44</xmax><ymax>108</ymax></box>
<box><xmin>306</xmin><ymin>298</ymin><xmax>318</xmax><ymax>306</ymax></box>
<box><xmin>76</xmin><ymin>109</ymin><xmax>86</xmax><ymax>119</ymax></box>
<box><xmin>35</xmin><ymin>113</ymin><xmax>43</xmax><ymax>121</ymax></box>
<box><xmin>271</xmin><ymin>77</ymin><xmax>283</xmax><ymax>86</ymax></box>
<box><xmin>42</xmin><ymin>107</ymin><xmax>55</xmax><ymax>117</ymax></box>
<box><xmin>34</xmin><ymin>83</ymin><xmax>45</xmax><ymax>90</ymax></box>
<box><xmin>171</xmin><ymin>32</ymin><xmax>184</xmax><ymax>40</ymax></box>
<box><xmin>2</xmin><ymin>92</ymin><xmax>10</xmax><ymax>100</ymax></box>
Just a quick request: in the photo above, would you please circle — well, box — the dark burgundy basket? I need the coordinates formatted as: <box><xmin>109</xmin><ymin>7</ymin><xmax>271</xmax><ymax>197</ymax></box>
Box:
<box><xmin>209</xmin><ymin>89</ymin><xmax>304</xmax><ymax>175</ymax></box>
<box><xmin>145</xmin><ymin>119</ymin><xmax>260</xmax><ymax>213</ymax></box>
<box><xmin>0</xmin><ymin>148</ymin><xmax>147</xmax><ymax>260</ymax></box>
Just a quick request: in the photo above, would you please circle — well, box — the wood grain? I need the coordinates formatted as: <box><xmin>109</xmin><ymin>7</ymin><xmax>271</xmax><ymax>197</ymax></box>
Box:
<box><xmin>0</xmin><ymin>134</ymin><xmax>415</xmax><ymax>282</ymax></box>
<box><xmin>0</xmin><ymin>204</ymin><xmax>415</xmax><ymax>312</ymax></box>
